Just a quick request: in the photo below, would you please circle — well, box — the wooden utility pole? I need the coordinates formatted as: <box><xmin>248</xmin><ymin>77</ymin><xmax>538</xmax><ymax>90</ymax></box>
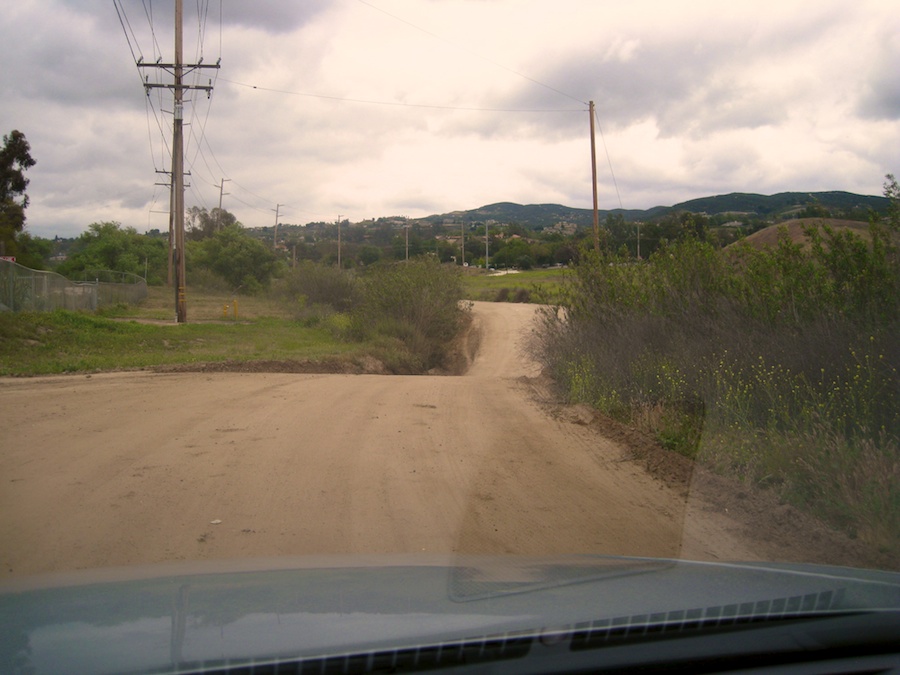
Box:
<box><xmin>272</xmin><ymin>203</ymin><xmax>282</xmax><ymax>248</ymax></box>
<box><xmin>216</xmin><ymin>178</ymin><xmax>230</xmax><ymax>210</ymax></box>
<box><xmin>460</xmin><ymin>221</ymin><xmax>465</xmax><ymax>266</ymax></box>
<box><xmin>137</xmin><ymin>0</ymin><xmax>219</xmax><ymax>322</ymax></box>
<box><xmin>485</xmin><ymin>221</ymin><xmax>489</xmax><ymax>269</ymax></box>
<box><xmin>166</xmin><ymin>175</ymin><xmax>175</xmax><ymax>287</ymax></box>
<box><xmin>172</xmin><ymin>0</ymin><xmax>186</xmax><ymax>322</ymax></box>
<box><xmin>337</xmin><ymin>215</ymin><xmax>343</xmax><ymax>269</ymax></box>
<box><xmin>589</xmin><ymin>101</ymin><xmax>600</xmax><ymax>255</ymax></box>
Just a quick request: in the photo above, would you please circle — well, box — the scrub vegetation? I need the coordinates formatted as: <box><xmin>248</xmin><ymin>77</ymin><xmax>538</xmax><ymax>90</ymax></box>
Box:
<box><xmin>534</xmin><ymin>176</ymin><xmax>900</xmax><ymax>552</ymax></box>
<box><xmin>0</xmin><ymin>257</ymin><xmax>468</xmax><ymax>377</ymax></box>
<box><xmin>276</xmin><ymin>256</ymin><xmax>469</xmax><ymax>373</ymax></box>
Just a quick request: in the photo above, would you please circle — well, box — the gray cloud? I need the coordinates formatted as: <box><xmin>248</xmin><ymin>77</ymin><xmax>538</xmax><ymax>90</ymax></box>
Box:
<box><xmin>223</xmin><ymin>1</ymin><xmax>331</xmax><ymax>33</ymax></box>
<box><xmin>857</xmin><ymin>32</ymin><xmax>900</xmax><ymax>121</ymax></box>
<box><xmin>3</xmin><ymin>0</ymin><xmax>896</xmax><ymax>238</ymax></box>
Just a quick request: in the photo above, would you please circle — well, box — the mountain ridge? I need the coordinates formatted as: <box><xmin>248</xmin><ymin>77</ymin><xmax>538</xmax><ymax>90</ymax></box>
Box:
<box><xmin>417</xmin><ymin>190</ymin><xmax>889</xmax><ymax>229</ymax></box>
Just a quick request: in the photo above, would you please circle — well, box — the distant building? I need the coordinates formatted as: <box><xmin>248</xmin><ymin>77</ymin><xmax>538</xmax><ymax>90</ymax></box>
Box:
<box><xmin>546</xmin><ymin>221</ymin><xmax>578</xmax><ymax>235</ymax></box>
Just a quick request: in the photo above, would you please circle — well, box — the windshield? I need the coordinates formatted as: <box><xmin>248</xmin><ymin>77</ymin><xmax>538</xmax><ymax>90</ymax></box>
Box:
<box><xmin>0</xmin><ymin>1</ymin><xmax>898</xmax><ymax>673</ymax></box>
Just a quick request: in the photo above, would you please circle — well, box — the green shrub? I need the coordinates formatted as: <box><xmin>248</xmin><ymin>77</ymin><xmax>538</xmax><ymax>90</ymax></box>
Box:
<box><xmin>272</xmin><ymin>261</ymin><xmax>359</xmax><ymax>320</ymax></box>
<box><xmin>352</xmin><ymin>258</ymin><xmax>467</xmax><ymax>371</ymax></box>
<box><xmin>534</xmin><ymin>208</ymin><xmax>899</xmax><ymax>550</ymax></box>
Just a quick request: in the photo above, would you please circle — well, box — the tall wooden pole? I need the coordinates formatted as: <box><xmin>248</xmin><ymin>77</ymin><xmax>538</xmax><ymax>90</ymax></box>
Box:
<box><xmin>272</xmin><ymin>203</ymin><xmax>282</xmax><ymax>248</ymax></box>
<box><xmin>173</xmin><ymin>0</ymin><xmax>187</xmax><ymax>322</ymax></box>
<box><xmin>589</xmin><ymin>100</ymin><xmax>600</xmax><ymax>255</ymax></box>
<box><xmin>337</xmin><ymin>215</ymin><xmax>343</xmax><ymax>269</ymax></box>
<box><xmin>460</xmin><ymin>221</ymin><xmax>465</xmax><ymax>266</ymax></box>
<box><xmin>135</xmin><ymin>0</ymin><xmax>219</xmax><ymax>312</ymax></box>
<box><xmin>167</xmin><ymin>174</ymin><xmax>174</xmax><ymax>287</ymax></box>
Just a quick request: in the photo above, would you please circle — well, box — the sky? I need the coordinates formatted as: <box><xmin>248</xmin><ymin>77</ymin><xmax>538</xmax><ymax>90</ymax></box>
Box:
<box><xmin>1</xmin><ymin>0</ymin><xmax>898</xmax><ymax>238</ymax></box>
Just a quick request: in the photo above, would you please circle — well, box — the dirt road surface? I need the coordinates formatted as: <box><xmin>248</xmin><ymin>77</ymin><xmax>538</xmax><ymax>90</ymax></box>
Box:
<box><xmin>0</xmin><ymin>302</ymin><xmax>862</xmax><ymax>579</ymax></box>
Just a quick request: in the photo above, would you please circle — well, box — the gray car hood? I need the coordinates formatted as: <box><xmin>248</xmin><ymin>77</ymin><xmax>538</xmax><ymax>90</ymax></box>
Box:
<box><xmin>2</xmin><ymin>554</ymin><xmax>899</xmax><ymax>674</ymax></box>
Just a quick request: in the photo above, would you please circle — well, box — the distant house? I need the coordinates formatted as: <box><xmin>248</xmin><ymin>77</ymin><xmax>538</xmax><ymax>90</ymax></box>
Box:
<box><xmin>547</xmin><ymin>221</ymin><xmax>578</xmax><ymax>235</ymax></box>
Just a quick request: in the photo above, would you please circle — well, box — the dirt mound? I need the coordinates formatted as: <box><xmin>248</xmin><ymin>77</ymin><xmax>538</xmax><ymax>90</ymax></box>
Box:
<box><xmin>735</xmin><ymin>218</ymin><xmax>873</xmax><ymax>249</ymax></box>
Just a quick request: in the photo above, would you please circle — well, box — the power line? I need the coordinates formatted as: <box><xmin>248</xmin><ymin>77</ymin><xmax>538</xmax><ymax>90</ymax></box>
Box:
<box><xmin>593</xmin><ymin>106</ymin><xmax>623</xmax><ymax>210</ymax></box>
<box><xmin>140</xmin><ymin>0</ymin><xmax>162</xmax><ymax>62</ymax></box>
<box><xmin>113</xmin><ymin>0</ymin><xmax>142</xmax><ymax>65</ymax></box>
<box><xmin>218</xmin><ymin>77</ymin><xmax>582</xmax><ymax>113</ymax></box>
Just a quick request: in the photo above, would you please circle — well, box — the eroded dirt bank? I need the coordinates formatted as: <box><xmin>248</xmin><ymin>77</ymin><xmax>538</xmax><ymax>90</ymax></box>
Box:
<box><xmin>0</xmin><ymin>302</ymin><xmax>881</xmax><ymax>578</ymax></box>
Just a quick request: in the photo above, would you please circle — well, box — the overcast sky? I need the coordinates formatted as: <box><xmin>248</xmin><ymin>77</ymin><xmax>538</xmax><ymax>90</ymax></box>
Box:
<box><xmin>2</xmin><ymin>0</ymin><xmax>898</xmax><ymax>238</ymax></box>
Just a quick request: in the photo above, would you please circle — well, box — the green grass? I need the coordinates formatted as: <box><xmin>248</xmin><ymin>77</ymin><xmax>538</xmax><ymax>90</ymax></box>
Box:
<box><xmin>104</xmin><ymin>285</ymin><xmax>296</xmax><ymax>321</ymax></box>
<box><xmin>0</xmin><ymin>309</ymin><xmax>364</xmax><ymax>376</ymax></box>
<box><xmin>462</xmin><ymin>267</ymin><xmax>568</xmax><ymax>303</ymax></box>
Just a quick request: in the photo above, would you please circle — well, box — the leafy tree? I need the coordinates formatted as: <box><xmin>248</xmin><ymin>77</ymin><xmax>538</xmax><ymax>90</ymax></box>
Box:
<box><xmin>492</xmin><ymin>237</ymin><xmax>533</xmax><ymax>268</ymax></box>
<box><xmin>884</xmin><ymin>173</ymin><xmax>899</xmax><ymax>232</ymax></box>
<box><xmin>188</xmin><ymin>223</ymin><xmax>278</xmax><ymax>293</ymax></box>
<box><xmin>0</xmin><ymin>130</ymin><xmax>36</xmax><ymax>258</ymax></box>
<box><xmin>56</xmin><ymin>222</ymin><xmax>168</xmax><ymax>284</ymax></box>
<box><xmin>797</xmin><ymin>197</ymin><xmax>830</xmax><ymax>219</ymax></box>
<box><xmin>358</xmin><ymin>245</ymin><xmax>382</xmax><ymax>266</ymax></box>
<box><xmin>392</xmin><ymin>232</ymin><xmax>424</xmax><ymax>260</ymax></box>
<box><xmin>186</xmin><ymin>206</ymin><xmax>237</xmax><ymax>241</ymax></box>
<box><xmin>12</xmin><ymin>232</ymin><xmax>52</xmax><ymax>269</ymax></box>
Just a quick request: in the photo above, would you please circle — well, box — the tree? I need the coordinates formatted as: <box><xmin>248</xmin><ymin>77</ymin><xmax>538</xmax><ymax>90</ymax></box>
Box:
<box><xmin>186</xmin><ymin>206</ymin><xmax>237</xmax><ymax>241</ymax></box>
<box><xmin>358</xmin><ymin>245</ymin><xmax>382</xmax><ymax>266</ymax></box>
<box><xmin>188</xmin><ymin>223</ymin><xmax>278</xmax><ymax>293</ymax></box>
<box><xmin>884</xmin><ymin>173</ymin><xmax>899</xmax><ymax>232</ymax></box>
<box><xmin>12</xmin><ymin>232</ymin><xmax>52</xmax><ymax>269</ymax></box>
<box><xmin>492</xmin><ymin>237</ymin><xmax>534</xmax><ymax>269</ymax></box>
<box><xmin>0</xmin><ymin>130</ymin><xmax>36</xmax><ymax>257</ymax></box>
<box><xmin>56</xmin><ymin>222</ymin><xmax>168</xmax><ymax>284</ymax></box>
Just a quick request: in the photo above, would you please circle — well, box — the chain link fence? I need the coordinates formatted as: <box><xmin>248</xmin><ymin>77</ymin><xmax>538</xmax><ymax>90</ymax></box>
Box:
<box><xmin>0</xmin><ymin>259</ymin><xmax>148</xmax><ymax>312</ymax></box>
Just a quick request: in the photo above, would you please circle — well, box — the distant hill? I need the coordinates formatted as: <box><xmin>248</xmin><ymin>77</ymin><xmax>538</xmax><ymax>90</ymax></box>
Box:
<box><xmin>736</xmin><ymin>218</ymin><xmax>875</xmax><ymax>249</ymax></box>
<box><xmin>420</xmin><ymin>191</ymin><xmax>888</xmax><ymax>230</ymax></box>
<box><xmin>421</xmin><ymin>202</ymin><xmax>660</xmax><ymax>229</ymax></box>
<box><xmin>674</xmin><ymin>191</ymin><xmax>888</xmax><ymax>217</ymax></box>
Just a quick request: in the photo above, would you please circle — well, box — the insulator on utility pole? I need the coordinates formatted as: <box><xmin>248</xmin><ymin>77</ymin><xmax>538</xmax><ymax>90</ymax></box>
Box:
<box><xmin>134</xmin><ymin>0</ymin><xmax>220</xmax><ymax>323</ymax></box>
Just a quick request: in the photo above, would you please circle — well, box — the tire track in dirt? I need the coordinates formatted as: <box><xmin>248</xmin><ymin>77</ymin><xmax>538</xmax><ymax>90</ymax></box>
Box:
<box><xmin>0</xmin><ymin>301</ymin><xmax>868</xmax><ymax>578</ymax></box>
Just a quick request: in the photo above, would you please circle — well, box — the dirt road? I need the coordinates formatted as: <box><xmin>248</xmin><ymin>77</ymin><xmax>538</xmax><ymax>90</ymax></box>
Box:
<box><xmin>0</xmin><ymin>303</ymin><xmax>822</xmax><ymax>578</ymax></box>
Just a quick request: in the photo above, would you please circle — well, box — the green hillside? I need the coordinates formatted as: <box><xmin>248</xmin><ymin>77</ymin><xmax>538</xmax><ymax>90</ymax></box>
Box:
<box><xmin>420</xmin><ymin>190</ymin><xmax>888</xmax><ymax>230</ymax></box>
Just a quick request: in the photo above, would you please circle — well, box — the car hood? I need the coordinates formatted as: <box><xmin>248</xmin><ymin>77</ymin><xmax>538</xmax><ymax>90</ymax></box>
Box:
<box><xmin>1</xmin><ymin>554</ymin><xmax>899</xmax><ymax>674</ymax></box>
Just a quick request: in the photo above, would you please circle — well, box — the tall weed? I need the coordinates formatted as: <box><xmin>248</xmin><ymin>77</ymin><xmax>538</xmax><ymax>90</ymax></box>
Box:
<box><xmin>351</xmin><ymin>258</ymin><xmax>468</xmax><ymax>371</ymax></box>
<box><xmin>535</xmin><ymin>224</ymin><xmax>899</xmax><ymax>550</ymax></box>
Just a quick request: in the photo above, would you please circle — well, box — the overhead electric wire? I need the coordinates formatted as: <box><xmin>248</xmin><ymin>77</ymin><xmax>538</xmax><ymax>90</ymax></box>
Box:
<box><xmin>141</xmin><ymin>0</ymin><xmax>162</xmax><ymax>63</ymax></box>
<box><xmin>218</xmin><ymin>77</ymin><xmax>581</xmax><ymax>113</ymax></box>
<box><xmin>118</xmin><ymin>0</ymin><xmax>622</xmax><ymax>224</ymax></box>
<box><xmin>593</xmin><ymin>107</ymin><xmax>623</xmax><ymax>210</ymax></box>
<box><xmin>113</xmin><ymin>0</ymin><xmax>142</xmax><ymax>65</ymax></box>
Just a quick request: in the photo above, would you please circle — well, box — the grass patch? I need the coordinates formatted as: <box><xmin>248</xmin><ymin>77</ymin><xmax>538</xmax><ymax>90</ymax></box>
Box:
<box><xmin>121</xmin><ymin>285</ymin><xmax>295</xmax><ymax>322</ymax></box>
<box><xmin>462</xmin><ymin>267</ymin><xmax>567</xmax><ymax>304</ymax></box>
<box><xmin>0</xmin><ymin>310</ymin><xmax>363</xmax><ymax>376</ymax></box>
<box><xmin>1</xmin><ymin>261</ymin><xmax>470</xmax><ymax>377</ymax></box>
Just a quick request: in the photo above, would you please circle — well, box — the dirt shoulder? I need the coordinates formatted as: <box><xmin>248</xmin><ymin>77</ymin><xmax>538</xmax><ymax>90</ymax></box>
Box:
<box><xmin>540</xmin><ymin>388</ymin><xmax>896</xmax><ymax>571</ymax></box>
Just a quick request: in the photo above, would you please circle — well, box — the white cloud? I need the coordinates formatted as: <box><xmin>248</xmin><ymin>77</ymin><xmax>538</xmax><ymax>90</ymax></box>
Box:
<box><xmin>1</xmin><ymin>0</ymin><xmax>897</xmax><ymax>238</ymax></box>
